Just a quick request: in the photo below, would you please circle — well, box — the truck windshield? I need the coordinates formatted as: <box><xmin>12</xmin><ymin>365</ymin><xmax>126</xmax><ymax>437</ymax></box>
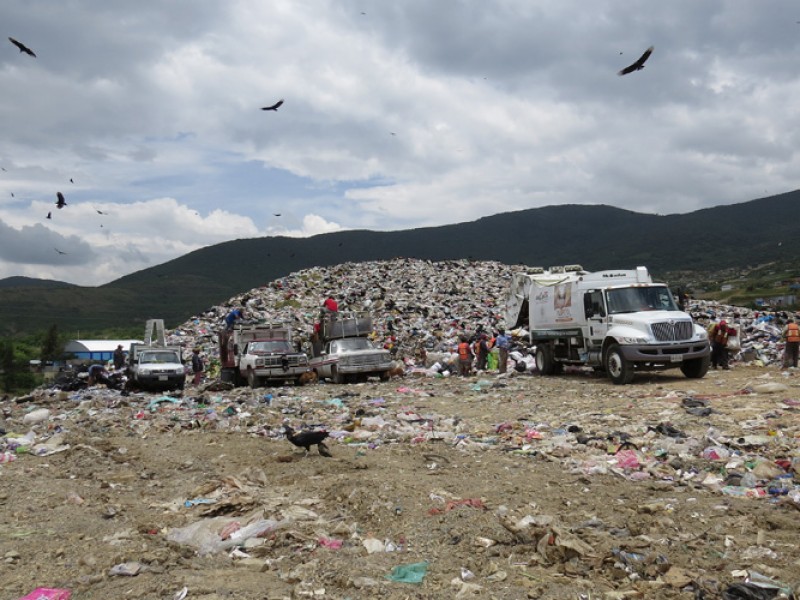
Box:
<box><xmin>248</xmin><ymin>341</ymin><xmax>292</xmax><ymax>353</ymax></box>
<box><xmin>331</xmin><ymin>338</ymin><xmax>373</xmax><ymax>352</ymax></box>
<box><xmin>140</xmin><ymin>352</ymin><xmax>180</xmax><ymax>364</ymax></box>
<box><xmin>606</xmin><ymin>286</ymin><xmax>678</xmax><ymax>314</ymax></box>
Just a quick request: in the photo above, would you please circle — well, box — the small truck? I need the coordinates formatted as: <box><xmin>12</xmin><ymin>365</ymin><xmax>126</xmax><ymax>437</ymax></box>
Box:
<box><xmin>219</xmin><ymin>324</ymin><xmax>309</xmax><ymax>387</ymax></box>
<box><xmin>309</xmin><ymin>312</ymin><xmax>393</xmax><ymax>383</ymax></box>
<box><xmin>505</xmin><ymin>265</ymin><xmax>711</xmax><ymax>384</ymax></box>
<box><xmin>127</xmin><ymin>343</ymin><xmax>186</xmax><ymax>391</ymax></box>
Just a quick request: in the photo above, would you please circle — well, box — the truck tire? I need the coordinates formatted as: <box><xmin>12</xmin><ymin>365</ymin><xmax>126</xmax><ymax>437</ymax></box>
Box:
<box><xmin>247</xmin><ymin>369</ymin><xmax>260</xmax><ymax>389</ymax></box>
<box><xmin>331</xmin><ymin>366</ymin><xmax>344</xmax><ymax>384</ymax></box>
<box><xmin>535</xmin><ymin>344</ymin><xmax>555</xmax><ymax>376</ymax></box>
<box><xmin>605</xmin><ymin>344</ymin><xmax>634</xmax><ymax>385</ymax></box>
<box><xmin>681</xmin><ymin>355</ymin><xmax>710</xmax><ymax>379</ymax></box>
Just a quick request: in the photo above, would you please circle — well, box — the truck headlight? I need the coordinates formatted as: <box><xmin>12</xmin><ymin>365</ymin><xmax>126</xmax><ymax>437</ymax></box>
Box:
<box><xmin>619</xmin><ymin>336</ymin><xmax>649</xmax><ymax>345</ymax></box>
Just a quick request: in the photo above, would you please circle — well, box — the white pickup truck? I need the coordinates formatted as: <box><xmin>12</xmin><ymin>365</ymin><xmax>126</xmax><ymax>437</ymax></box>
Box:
<box><xmin>219</xmin><ymin>325</ymin><xmax>309</xmax><ymax>387</ymax></box>
<box><xmin>127</xmin><ymin>344</ymin><xmax>186</xmax><ymax>391</ymax></box>
<box><xmin>309</xmin><ymin>313</ymin><xmax>393</xmax><ymax>383</ymax></box>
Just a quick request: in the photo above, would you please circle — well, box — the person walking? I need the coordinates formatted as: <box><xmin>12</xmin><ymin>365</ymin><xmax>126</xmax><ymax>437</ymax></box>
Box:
<box><xmin>708</xmin><ymin>319</ymin><xmax>731</xmax><ymax>370</ymax></box>
<box><xmin>457</xmin><ymin>335</ymin><xmax>473</xmax><ymax>376</ymax></box>
<box><xmin>191</xmin><ymin>348</ymin><xmax>205</xmax><ymax>385</ymax></box>
<box><xmin>113</xmin><ymin>344</ymin><xmax>126</xmax><ymax>371</ymax></box>
<box><xmin>782</xmin><ymin>318</ymin><xmax>800</xmax><ymax>368</ymax></box>
<box><xmin>495</xmin><ymin>329</ymin><xmax>510</xmax><ymax>374</ymax></box>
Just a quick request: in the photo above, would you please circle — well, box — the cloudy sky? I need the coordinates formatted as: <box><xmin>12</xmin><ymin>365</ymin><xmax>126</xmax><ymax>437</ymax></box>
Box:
<box><xmin>2</xmin><ymin>1</ymin><xmax>800</xmax><ymax>286</ymax></box>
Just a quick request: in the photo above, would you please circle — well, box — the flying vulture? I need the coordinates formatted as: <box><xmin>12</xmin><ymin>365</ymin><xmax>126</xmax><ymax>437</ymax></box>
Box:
<box><xmin>46</xmin><ymin>212</ymin><xmax>51</xmax><ymax>220</ymax></box>
<box><xmin>8</xmin><ymin>37</ymin><xmax>36</xmax><ymax>57</ymax></box>
<box><xmin>617</xmin><ymin>46</ymin><xmax>654</xmax><ymax>76</ymax></box>
<box><xmin>261</xmin><ymin>99</ymin><xmax>284</xmax><ymax>111</ymax></box>
<box><xmin>56</xmin><ymin>192</ymin><xmax>67</xmax><ymax>209</ymax></box>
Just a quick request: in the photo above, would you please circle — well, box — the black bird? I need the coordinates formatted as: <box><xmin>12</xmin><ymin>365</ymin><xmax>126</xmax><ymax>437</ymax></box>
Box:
<box><xmin>95</xmin><ymin>208</ymin><xmax>107</xmax><ymax>215</ymax></box>
<box><xmin>69</xmin><ymin>178</ymin><xmax>74</xmax><ymax>183</ymax></box>
<box><xmin>46</xmin><ymin>212</ymin><xmax>51</xmax><ymax>219</ymax></box>
<box><xmin>284</xmin><ymin>425</ymin><xmax>332</xmax><ymax>457</ymax></box>
<box><xmin>261</xmin><ymin>99</ymin><xmax>284</xmax><ymax>111</ymax></box>
<box><xmin>56</xmin><ymin>191</ymin><xmax>66</xmax><ymax>209</ymax></box>
<box><xmin>54</xmin><ymin>248</ymin><xmax>67</xmax><ymax>255</ymax></box>
<box><xmin>8</xmin><ymin>37</ymin><xmax>36</xmax><ymax>57</ymax></box>
<box><xmin>273</xmin><ymin>213</ymin><xmax>281</xmax><ymax>217</ymax></box>
<box><xmin>10</xmin><ymin>192</ymin><xmax>13</xmax><ymax>197</ymax></box>
<box><xmin>617</xmin><ymin>46</ymin><xmax>654</xmax><ymax>76</ymax></box>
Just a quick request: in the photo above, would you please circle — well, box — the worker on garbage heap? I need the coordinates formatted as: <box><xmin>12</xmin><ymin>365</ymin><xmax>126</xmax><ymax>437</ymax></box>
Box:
<box><xmin>474</xmin><ymin>334</ymin><xmax>490</xmax><ymax>371</ymax></box>
<box><xmin>322</xmin><ymin>294</ymin><xmax>339</xmax><ymax>313</ymax></box>
<box><xmin>87</xmin><ymin>363</ymin><xmax>111</xmax><ymax>386</ymax></box>
<box><xmin>224</xmin><ymin>307</ymin><xmax>245</xmax><ymax>331</ymax></box>
<box><xmin>457</xmin><ymin>335</ymin><xmax>473</xmax><ymax>376</ymax></box>
<box><xmin>495</xmin><ymin>329</ymin><xmax>510</xmax><ymax>374</ymax></box>
<box><xmin>191</xmin><ymin>348</ymin><xmax>205</xmax><ymax>385</ymax></box>
<box><xmin>782</xmin><ymin>318</ymin><xmax>800</xmax><ymax>369</ymax></box>
<box><xmin>113</xmin><ymin>344</ymin><xmax>126</xmax><ymax>371</ymax></box>
<box><xmin>708</xmin><ymin>319</ymin><xmax>732</xmax><ymax>370</ymax></box>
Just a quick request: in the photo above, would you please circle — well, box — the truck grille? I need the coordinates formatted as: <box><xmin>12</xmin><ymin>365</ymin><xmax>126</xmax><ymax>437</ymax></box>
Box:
<box><xmin>341</xmin><ymin>354</ymin><xmax>388</xmax><ymax>368</ymax></box>
<box><xmin>651</xmin><ymin>321</ymin><xmax>693</xmax><ymax>342</ymax></box>
<box><xmin>261</xmin><ymin>355</ymin><xmax>308</xmax><ymax>368</ymax></box>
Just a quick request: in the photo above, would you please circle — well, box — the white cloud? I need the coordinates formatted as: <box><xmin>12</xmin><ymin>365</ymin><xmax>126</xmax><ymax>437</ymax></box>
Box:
<box><xmin>2</xmin><ymin>0</ymin><xmax>800</xmax><ymax>284</ymax></box>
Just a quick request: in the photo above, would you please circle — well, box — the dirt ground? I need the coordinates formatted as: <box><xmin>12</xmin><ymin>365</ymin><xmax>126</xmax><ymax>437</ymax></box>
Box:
<box><xmin>1</xmin><ymin>365</ymin><xmax>799</xmax><ymax>599</ymax></box>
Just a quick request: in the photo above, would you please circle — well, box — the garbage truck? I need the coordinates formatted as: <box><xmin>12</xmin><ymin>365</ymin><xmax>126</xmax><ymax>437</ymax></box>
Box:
<box><xmin>505</xmin><ymin>265</ymin><xmax>711</xmax><ymax>384</ymax></box>
<box><xmin>309</xmin><ymin>312</ymin><xmax>393</xmax><ymax>383</ymax></box>
<box><xmin>218</xmin><ymin>324</ymin><xmax>310</xmax><ymax>387</ymax></box>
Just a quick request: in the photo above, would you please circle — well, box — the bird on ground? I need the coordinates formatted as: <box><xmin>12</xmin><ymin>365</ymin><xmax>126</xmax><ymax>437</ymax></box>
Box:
<box><xmin>46</xmin><ymin>212</ymin><xmax>51</xmax><ymax>219</ymax></box>
<box><xmin>8</xmin><ymin>37</ymin><xmax>36</xmax><ymax>57</ymax></box>
<box><xmin>283</xmin><ymin>425</ymin><xmax>332</xmax><ymax>457</ymax></box>
<box><xmin>261</xmin><ymin>99</ymin><xmax>284</xmax><ymax>111</ymax></box>
<box><xmin>54</xmin><ymin>248</ymin><xmax>67</xmax><ymax>255</ymax></box>
<box><xmin>56</xmin><ymin>192</ymin><xmax>66</xmax><ymax>209</ymax></box>
<box><xmin>617</xmin><ymin>46</ymin><xmax>654</xmax><ymax>76</ymax></box>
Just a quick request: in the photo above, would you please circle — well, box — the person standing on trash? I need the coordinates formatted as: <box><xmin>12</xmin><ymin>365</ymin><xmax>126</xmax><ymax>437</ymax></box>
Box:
<box><xmin>475</xmin><ymin>334</ymin><xmax>490</xmax><ymax>371</ymax></box>
<box><xmin>113</xmin><ymin>344</ymin><xmax>126</xmax><ymax>371</ymax></box>
<box><xmin>224</xmin><ymin>308</ymin><xmax>245</xmax><ymax>331</ymax></box>
<box><xmin>457</xmin><ymin>335</ymin><xmax>473</xmax><ymax>376</ymax></box>
<box><xmin>322</xmin><ymin>295</ymin><xmax>339</xmax><ymax>314</ymax></box>
<box><xmin>782</xmin><ymin>318</ymin><xmax>800</xmax><ymax>369</ymax></box>
<box><xmin>191</xmin><ymin>348</ymin><xmax>205</xmax><ymax>385</ymax></box>
<box><xmin>708</xmin><ymin>319</ymin><xmax>732</xmax><ymax>370</ymax></box>
<box><xmin>495</xmin><ymin>329</ymin><xmax>510</xmax><ymax>374</ymax></box>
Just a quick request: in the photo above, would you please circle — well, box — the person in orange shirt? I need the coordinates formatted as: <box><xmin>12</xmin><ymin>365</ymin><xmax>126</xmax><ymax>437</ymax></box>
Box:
<box><xmin>782</xmin><ymin>318</ymin><xmax>800</xmax><ymax>368</ymax></box>
<box><xmin>457</xmin><ymin>335</ymin><xmax>473</xmax><ymax>376</ymax></box>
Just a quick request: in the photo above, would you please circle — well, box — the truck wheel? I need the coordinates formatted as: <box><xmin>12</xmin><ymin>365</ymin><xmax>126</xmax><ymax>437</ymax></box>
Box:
<box><xmin>535</xmin><ymin>345</ymin><xmax>555</xmax><ymax>376</ymax></box>
<box><xmin>605</xmin><ymin>344</ymin><xmax>634</xmax><ymax>385</ymax></box>
<box><xmin>331</xmin><ymin>366</ymin><xmax>344</xmax><ymax>384</ymax></box>
<box><xmin>681</xmin><ymin>355</ymin><xmax>710</xmax><ymax>379</ymax></box>
<box><xmin>247</xmin><ymin>369</ymin><xmax>260</xmax><ymax>389</ymax></box>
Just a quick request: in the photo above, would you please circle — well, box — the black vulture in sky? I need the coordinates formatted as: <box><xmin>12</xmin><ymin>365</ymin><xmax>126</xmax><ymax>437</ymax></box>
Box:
<box><xmin>54</xmin><ymin>248</ymin><xmax>67</xmax><ymax>255</ymax></box>
<box><xmin>46</xmin><ymin>212</ymin><xmax>51</xmax><ymax>220</ymax></box>
<box><xmin>8</xmin><ymin>37</ymin><xmax>36</xmax><ymax>57</ymax></box>
<box><xmin>56</xmin><ymin>192</ymin><xmax>67</xmax><ymax>209</ymax></box>
<box><xmin>261</xmin><ymin>99</ymin><xmax>284</xmax><ymax>111</ymax></box>
<box><xmin>617</xmin><ymin>46</ymin><xmax>654</xmax><ymax>76</ymax></box>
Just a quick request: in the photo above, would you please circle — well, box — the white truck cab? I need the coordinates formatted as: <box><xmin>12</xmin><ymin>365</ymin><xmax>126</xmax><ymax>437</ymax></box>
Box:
<box><xmin>506</xmin><ymin>265</ymin><xmax>710</xmax><ymax>384</ymax></box>
<box><xmin>128</xmin><ymin>344</ymin><xmax>186</xmax><ymax>391</ymax></box>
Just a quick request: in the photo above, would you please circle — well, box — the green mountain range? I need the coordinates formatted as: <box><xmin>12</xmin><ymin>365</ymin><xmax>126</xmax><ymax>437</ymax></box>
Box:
<box><xmin>3</xmin><ymin>190</ymin><xmax>800</xmax><ymax>336</ymax></box>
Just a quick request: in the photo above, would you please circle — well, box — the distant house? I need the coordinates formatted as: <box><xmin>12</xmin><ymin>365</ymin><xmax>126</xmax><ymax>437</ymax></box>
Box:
<box><xmin>63</xmin><ymin>339</ymin><xmax>143</xmax><ymax>364</ymax></box>
<box><xmin>720</xmin><ymin>284</ymin><xmax>734</xmax><ymax>292</ymax></box>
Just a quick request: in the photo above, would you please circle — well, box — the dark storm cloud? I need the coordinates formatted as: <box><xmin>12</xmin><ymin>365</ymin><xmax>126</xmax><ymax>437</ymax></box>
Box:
<box><xmin>0</xmin><ymin>219</ymin><xmax>95</xmax><ymax>265</ymax></box>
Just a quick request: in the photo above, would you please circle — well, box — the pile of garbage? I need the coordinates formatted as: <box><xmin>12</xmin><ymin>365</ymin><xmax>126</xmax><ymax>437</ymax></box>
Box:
<box><xmin>167</xmin><ymin>259</ymin><xmax>525</xmax><ymax>371</ymax></box>
<box><xmin>690</xmin><ymin>300</ymin><xmax>796</xmax><ymax>367</ymax></box>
